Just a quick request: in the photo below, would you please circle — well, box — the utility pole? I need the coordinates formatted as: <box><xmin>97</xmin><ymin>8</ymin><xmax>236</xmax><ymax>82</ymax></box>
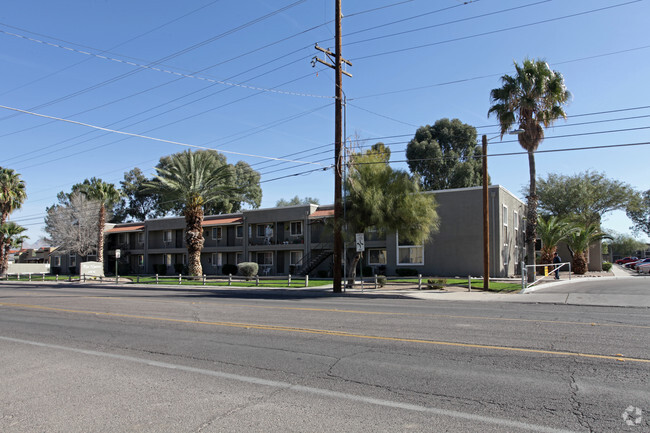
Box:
<box><xmin>482</xmin><ymin>134</ymin><xmax>489</xmax><ymax>291</ymax></box>
<box><xmin>312</xmin><ymin>0</ymin><xmax>351</xmax><ymax>293</ymax></box>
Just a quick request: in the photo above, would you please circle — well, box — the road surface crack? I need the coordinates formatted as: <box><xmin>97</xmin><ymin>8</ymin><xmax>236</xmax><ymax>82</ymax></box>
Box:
<box><xmin>569</xmin><ymin>367</ymin><xmax>594</xmax><ymax>432</ymax></box>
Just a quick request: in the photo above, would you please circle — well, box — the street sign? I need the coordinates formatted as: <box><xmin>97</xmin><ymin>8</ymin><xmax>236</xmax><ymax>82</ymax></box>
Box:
<box><xmin>115</xmin><ymin>249</ymin><xmax>121</xmax><ymax>258</ymax></box>
<box><xmin>355</xmin><ymin>233</ymin><xmax>365</xmax><ymax>252</ymax></box>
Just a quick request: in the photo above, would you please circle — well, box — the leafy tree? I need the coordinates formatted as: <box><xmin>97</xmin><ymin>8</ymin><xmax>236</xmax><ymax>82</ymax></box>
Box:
<box><xmin>276</xmin><ymin>196</ymin><xmax>320</xmax><ymax>207</ymax></box>
<box><xmin>488</xmin><ymin>59</ymin><xmax>570</xmax><ymax>281</ymax></box>
<box><xmin>44</xmin><ymin>192</ymin><xmax>100</xmax><ymax>256</ymax></box>
<box><xmin>145</xmin><ymin>150</ymin><xmax>235</xmax><ymax>276</ymax></box>
<box><xmin>406</xmin><ymin>118</ymin><xmax>483</xmax><ymax>190</ymax></box>
<box><xmin>565</xmin><ymin>224</ymin><xmax>611</xmax><ymax>275</ymax></box>
<box><xmin>74</xmin><ymin>178</ymin><xmax>121</xmax><ymax>264</ymax></box>
<box><xmin>627</xmin><ymin>189</ymin><xmax>650</xmax><ymax>237</ymax></box>
<box><xmin>0</xmin><ymin>222</ymin><xmax>28</xmax><ymax>273</ymax></box>
<box><xmin>537</xmin><ymin>215</ymin><xmax>576</xmax><ymax>266</ymax></box>
<box><xmin>603</xmin><ymin>232</ymin><xmax>647</xmax><ymax>257</ymax></box>
<box><xmin>155</xmin><ymin>150</ymin><xmax>261</xmax><ymax>216</ymax></box>
<box><xmin>0</xmin><ymin>167</ymin><xmax>27</xmax><ymax>275</ymax></box>
<box><xmin>537</xmin><ymin>171</ymin><xmax>632</xmax><ymax>226</ymax></box>
<box><xmin>345</xmin><ymin>144</ymin><xmax>439</xmax><ymax>281</ymax></box>
<box><xmin>113</xmin><ymin>168</ymin><xmax>163</xmax><ymax>222</ymax></box>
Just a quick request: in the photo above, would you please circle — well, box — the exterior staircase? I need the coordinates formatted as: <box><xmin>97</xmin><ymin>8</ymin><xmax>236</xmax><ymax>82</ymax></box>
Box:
<box><xmin>295</xmin><ymin>249</ymin><xmax>333</xmax><ymax>276</ymax></box>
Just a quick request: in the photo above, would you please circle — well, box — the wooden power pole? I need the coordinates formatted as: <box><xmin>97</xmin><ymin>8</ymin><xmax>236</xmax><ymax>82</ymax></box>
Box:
<box><xmin>482</xmin><ymin>134</ymin><xmax>489</xmax><ymax>291</ymax></box>
<box><xmin>312</xmin><ymin>0</ymin><xmax>351</xmax><ymax>293</ymax></box>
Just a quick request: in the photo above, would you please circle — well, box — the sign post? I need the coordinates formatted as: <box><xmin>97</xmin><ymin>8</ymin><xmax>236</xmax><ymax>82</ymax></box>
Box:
<box><xmin>115</xmin><ymin>249</ymin><xmax>121</xmax><ymax>280</ymax></box>
<box><xmin>355</xmin><ymin>234</ymin><xmax>365</xmax><ymax>289</ymax></box>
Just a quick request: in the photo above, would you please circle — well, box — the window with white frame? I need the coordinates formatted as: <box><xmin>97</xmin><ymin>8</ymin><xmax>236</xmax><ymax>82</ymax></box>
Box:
<box><xmin>69</xmin><ymin>253</ymin><xmax>77</xmax><ymax>267</ymax></box>
<box><xmin>290</xmin><ymin>221</ymin><xmax>303</xmax><ymax>236</ymax></box>
<box><xmin>290</xmin><ymin>250</ymin><xmax>303</xmax><ymax>266</ymax></box>
<box><xmin>163</xmin><ymin>230</ymin><xmax>173</xmax><ymax>244</ymax></box>
<box><xmin>212</xmin><ymin>227</ymin><xmax>222</xmax><ymax>240</ymax></box>
<box><xmin>209</xmin><ymin>252</ymin><xmax>222</xmax><ymax>267</ymax></box>
<box><xmin>368</xmin><ymin>249</ymin><xmax>387</xmax><ymax>265</ymax></box>
<box><xmin>53</xmin><ymin>256</ymin><xmax>61</xmax><ymax>267</ymax></box>
<box><xmin>137</xmin><ymin>255</ymin><xmax>144</xmax><ymax>267</ymax></box>
<box><xmin>513</xmin><ymin>211</ymin><xmax>519</xmax><ymax>254</ymax></box>
<box><xmin>236</xmin><ymin>225</ymin><xmax>243</xmax><ymax>238</ymax></box>
<box><xmin>396</xmin><ymin>233</ymin><xmax>424</xmax><ymax>266</ymax></box>
<box><xmin>137</xmin><ymin>232</ymin><xmax>144</xmax><ymax>245</ymax></box>
<box><xmin>118</xmin><ymin>233</ymin><xmax>128</xmax><ymax>245</ymax></box>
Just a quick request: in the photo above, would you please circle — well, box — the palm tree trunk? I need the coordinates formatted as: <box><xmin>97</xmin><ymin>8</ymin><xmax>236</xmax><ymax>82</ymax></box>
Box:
<box><xmin>0</xmin><ymin>212</ymin><xmax>7</xmax><ymax>276</ymax></box>
<box><xmin>525</xmin><ymin>150</ymin><xmax>538</xmax><ymax>282</ymax></box>
<box><xmin>185</xmin><ymin>205</ymin><xmax>205</xmax><ymax>277</ymax></box>
<box><xmin>97</xmin><ymin>204</ymin><xmax>105</xmax><ymax>264</ymax></box>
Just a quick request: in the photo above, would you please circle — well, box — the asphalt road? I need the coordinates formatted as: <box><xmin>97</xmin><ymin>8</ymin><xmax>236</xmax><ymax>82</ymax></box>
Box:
<box><xmin>0</xmin><ymin>282</ymin><xmax>648</xmax><ymax>432</ymax></box>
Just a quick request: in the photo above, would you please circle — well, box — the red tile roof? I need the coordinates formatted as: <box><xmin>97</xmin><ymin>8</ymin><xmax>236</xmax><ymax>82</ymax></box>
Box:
<box><xmin>310</xmin><ymin>209</ymin><xmax>334</xmax><ymax>218</ymax></box>
<box><xmin>202</xmin><ymin>217</ymin><xmax>243</xmax><ymax>226</ymax></box>
<box><xmin>106</xmin><ymin>224</ymin><xmax>145</xmax><ymax>233</ymax></box>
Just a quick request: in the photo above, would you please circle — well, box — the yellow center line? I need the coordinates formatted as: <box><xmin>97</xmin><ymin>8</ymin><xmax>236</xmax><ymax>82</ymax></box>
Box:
<box><xmin>1</xmin><ymin>301</ymin><xmax>648</xmax><ymax>364</ymax></box>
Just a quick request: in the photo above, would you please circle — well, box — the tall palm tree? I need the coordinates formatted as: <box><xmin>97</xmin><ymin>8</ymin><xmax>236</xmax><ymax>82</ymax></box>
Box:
<box><xmin>146</xmin><ymin>150</ymin><xmax>234</xmax><ymax>277</ymax></box>
<box><xmin>77</xmin><ymin>178</ymin><xmax>121</xmax><ymax>265</ymax></box>
<box><xmin>488</xmin><ymin>59</ymin><xmax>570</xmax><ymax>281</ymax></box>
<box><xmin>566</xmin><ymin>224</ymin><xmax>611</xmax><ymax>275</ymax></box>
<box><xmin>0</xmin><ymin>167</ymin><xmax>27</xmax><ymax>275</ymax></box>
<box><xmin>0</xmin><ymin>222</ymin><xmax>28</xmax><ymax>275</ymax></box>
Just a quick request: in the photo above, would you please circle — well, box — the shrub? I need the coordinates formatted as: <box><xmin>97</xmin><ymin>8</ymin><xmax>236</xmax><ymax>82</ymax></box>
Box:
<box><xmin>396</xmin><ymin>268</ymin><xmax>419</xmax><ymax>277</ymax></box>
<box><xmin>51</xmin><ymin>267</ymin><xmax>61</xmax><ymax>275</ymax></box>
<box><xmin>173</xmin><ymin>263</ymin><xmax>184</xmax><ymax>275</ymax></box>
<box><xmin>426</xmin><ymin>278</ymin><xmax>447</xmax><ymax>290</ymax></box>
<box><xmin>222</xmin><ymin>264</ymin><xmax>238</xmax><ymax>275</ymax></box>
<box><xmin>68</xmin><ymin>266</ymin><xmax>77</xmax><ymax>275</ymax></box>
<box><xmin>602</xmin><ymin>262</ymin><xmax>612</xmax><ymax>272</ymax></box>
<box><xmin>377</xmin><ymin>275</ymin><xmax>387</xmax><ymax>287</ymax></box>
<box><xmin>237</xmin><ymin>262</ymin><xmax>259</xmax><ymax>280</ymax></box>
<box><xmin>362</xmin><ymin>265</ymin><xmax>373</xmax><ymax>276</ymax></box>
<box><xmin>316</xmin><ymin>270</ymin><xmax>328</xmax><ymax>278</ymax></box>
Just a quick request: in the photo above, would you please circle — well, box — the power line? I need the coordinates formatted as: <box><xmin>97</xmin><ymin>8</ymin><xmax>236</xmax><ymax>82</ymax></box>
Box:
<box><xmin>350</xmin><ymin>1</ymin><xmax>642</xmax><ymax>61</ymax></box>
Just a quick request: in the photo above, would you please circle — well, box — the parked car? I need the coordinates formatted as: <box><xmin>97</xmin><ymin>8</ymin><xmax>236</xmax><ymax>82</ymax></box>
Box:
<box><xmin>625</xmin><ymin>260</ymin><xmax>641</xmax><ymax>269</ymax></box>
<box><xmin>632</xmin><ymin>258</ymin><xmax>650</xmax><ymax>270</ymax></box>
<box><xmin>637</xmin><ymin>262</ymin><xmax>650</xmax><ymax>274</ymax></box>
<box><xmin>616</xmin><ymin>256</ymin><xmax>639</xmax><ymax>265</ymax></box>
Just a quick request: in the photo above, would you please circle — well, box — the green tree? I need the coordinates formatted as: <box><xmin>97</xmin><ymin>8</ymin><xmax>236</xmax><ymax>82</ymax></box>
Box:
<box><xmin>0</xmin><ymin>167</ymin><xmax>27</xmax><ymax>276</ymax></box>
<box><xmin>74</xmin><ymin>178</ymin><xmax>121</xmax><ymax>265</ymax></box>
<box><xmin>626</xmin><ymin>189</ymin><xmax>650</xmax><ymax>237</ymax></box>
<box><xmin>565</xmin><ymin>224</ymin><xmax>611</xmax><ymax>275</ymax></box>
<box><xmin>488</xmin><ymin>59</ymin><xmax>570</xmax><ymax>281</ymax></box>
<box><xmin>604</xmin><ymin>232</ymin><xmax>647</xmax><ymax>257</ymax></box>
<box><xmin>536</xmin><ymin>215</ymin><xmax>576</xmax><ymax>266</ymax></box>
<box><xmin>113</xmin><ymin>168</ymin><xmax>164</xmax><ymax>222</ymax></box>
<box><xmin>155</xmin><ymin>151</ymin><xmax>261</xmax><ymax>216</ymax></box>
<box><xmin>537</xmin><ymin>171</ymin><xmax>632</xmax><ymax>226</ymax></box>
<box><xmin>276</xmin><ymin>196</ymin><xmax>320</xmax><ymax>207</ymax></box>
<box><xmin>406</xmin><ymin>118</ymin><xmax>483</xmax><ymax>190</ymax></box>
<box><xmin>0</xmin><ymin>222</ymin><xmax>28</xmax><ymax>273</ymax></box>
<box><xmin>345</xmin><ymin>144</ymin><xmax>439</xmax><ymax>281</ymax></box>
<box><xmin>145</xmin><ymin>150</ymin><xmax>235</xmax><ymax>276</ymax></box>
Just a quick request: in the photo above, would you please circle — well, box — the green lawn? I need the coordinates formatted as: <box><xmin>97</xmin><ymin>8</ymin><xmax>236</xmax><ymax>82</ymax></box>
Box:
<box><xmin>387</xmin><ymin>277</ymin><xmax>521</xmax><ymax>292</ymax></box>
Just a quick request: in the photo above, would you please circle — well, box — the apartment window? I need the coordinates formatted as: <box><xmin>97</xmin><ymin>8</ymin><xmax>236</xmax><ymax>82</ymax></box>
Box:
<box><xmin>53</xmin><ymin>256</ymin><xmax>61</xmax><ymax>267</ymax></box>
<box><xmin>212</xmin><ymin>227</ymin><xmax>222</xmax><ymax>240</ymax></box>
<box><xmin>210</xmin><ymin>252</ymin><xmax>223</xmax><ymax>267</ymax></box>
<box><xmin>290</xmin><ymin>251</ymin><xmax>303</xmax><ymax>266</ymax></box>
<box><xmin>236</xmin><ymin>225</ymin><xmax>243</xmax><ymax>238</ymax></box>
<box><xmin>69</xmin><ymin>253</ymin><xmax>77</xmax><ymax>267</ymax></box>
<box><xmin>163</xmin><ymin>230</ymin><xmax>173</xmax><ymax>244</ymax></box>
<box><xmin>503</xmin><ymin>205</ymin><xmax>509</xmax><ymax>266</ymax></box>
<box><xmin>137</xmin><ymin>255</ymin><xmax>144</xmax><ymax>267</ymax></box>
<box><xmin>256</xmin><ymin>252</ymin><xmax>273</xmax><ymax>265</ymax></box>
<box><xmin>396</xmin><ymin>233</ymin><xmax>424</xmax><ymax>266</ymax></box>
<box><xmin>118</xmin><ymin>233</ymin><xmax>128</xmax><ymax>245</ymax></box>
<box><xmin>236</xmin><ymin>252</ymin><xmax>243</xmax><ymax>264</ymax></box>
<box><xmin>368</xmin><ymin>249</ymin><xmax>387</xmax><ymax>265</ymax></box>
<box><xmin>290</xmin><ymin>221</ymin><xmax>303</xmax><ymax>236</ymax></box>
<box><xmin>164</xmin><ymin>254</ymin><xmax>172</xmax><ymax>266</ymax></box>
<box><xmin>137</xmin><ymin>232</ymin><xmax>144</xmax><ymax>245</ymax></box>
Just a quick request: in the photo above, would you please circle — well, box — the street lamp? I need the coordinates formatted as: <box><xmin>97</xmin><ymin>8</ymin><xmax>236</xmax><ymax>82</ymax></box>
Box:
<box><xmin>483</xmin><ymin>129</ymin><xmax>523</xmax><ymax>291</ymax></box>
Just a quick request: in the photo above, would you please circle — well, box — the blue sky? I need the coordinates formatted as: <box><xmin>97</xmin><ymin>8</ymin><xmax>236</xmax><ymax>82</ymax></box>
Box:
<box><xmin>1</xmin><ymin>0</ymin><xmax>649</xmax><ymax>244</ymax></box>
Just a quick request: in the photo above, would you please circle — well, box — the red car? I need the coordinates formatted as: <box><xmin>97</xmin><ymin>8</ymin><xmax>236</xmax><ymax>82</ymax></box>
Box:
<box><xmin>616</xmin><ymin>257</ymin><xmax>639</xmax><ymax>265</ymax></box>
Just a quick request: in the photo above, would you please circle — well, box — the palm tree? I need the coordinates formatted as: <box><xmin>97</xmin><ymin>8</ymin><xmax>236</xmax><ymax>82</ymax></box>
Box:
<box><xmin>76</xmin><ymin>178</ymin><xmax>121</xmax><ymax>265</ymax></box>
<box><xmin>145</xmin><ymin>150</ymin><xmax>234</xmax><ymax>277</ymax></box>
<box><xmin>536</xmin><ymin>215</ymin><xmax>576</xmax><ymax>266</ymax></box>
<box><xmin>488</xmin><ymin>59</ymin><xmax>570</xmax><ymax>281</ymax></box>
<box><xmin>0</xmin><ymin>167</ymin><xmax>27</xmax><ymax>276</ymax></box>
<box><xmin>0</xmin><ymin>222</ymin><xmax>28</xmax><ymax>274</ymax></box>
<box><xmin>566</xmin><ymin>224</ymin><xmax>611</xmax><ymax>275</ymax></box>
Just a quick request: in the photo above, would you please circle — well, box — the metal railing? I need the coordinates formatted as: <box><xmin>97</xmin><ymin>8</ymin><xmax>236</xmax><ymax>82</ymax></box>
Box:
<box><xmin>520</xmin><ymin>261</ymin><xmax>571</xmax><ymax>293</ymax></box>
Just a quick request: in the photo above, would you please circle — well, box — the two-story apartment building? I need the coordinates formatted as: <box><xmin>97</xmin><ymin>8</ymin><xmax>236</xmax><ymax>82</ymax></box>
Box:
<box><xmin>103</xmin><ymin>185</ymin><xmax>528</xmax><ymax>278</ymax></box>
